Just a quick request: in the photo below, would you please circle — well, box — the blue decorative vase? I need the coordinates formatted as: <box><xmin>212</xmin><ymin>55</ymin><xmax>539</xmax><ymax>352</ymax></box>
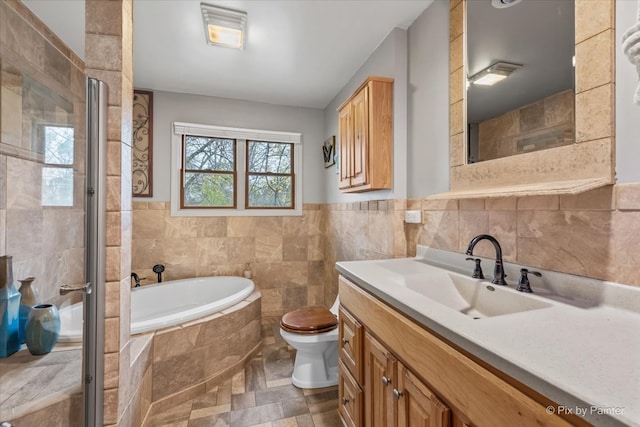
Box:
<box><xmin>25</xmin><ymin>304</ymin><xmax>60</xmax><ymax>355</ymax></box>
<box><xmin>18</xmin><ymin>277</ymin><xmax>40</xmax><ymax>344</ymax></box>
<box><xmin>0</xmin><ymin>255</ymin><xmax>21</xmax><ymax>358</ymax></box>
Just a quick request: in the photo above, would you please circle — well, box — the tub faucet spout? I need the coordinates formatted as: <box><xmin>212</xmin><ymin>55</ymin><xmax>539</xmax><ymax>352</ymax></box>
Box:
<box><xmin>131</xmin><ymin>272</ymin><xmax>141</xmax><ymax>288</ymax></box>
<box><xmin>465</xmin><ymin>234</ymin><xmax>507</xmax><ymax>286</ymax></box>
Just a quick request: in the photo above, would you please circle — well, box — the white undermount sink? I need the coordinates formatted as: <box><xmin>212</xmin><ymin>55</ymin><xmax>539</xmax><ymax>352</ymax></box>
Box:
<box><xmin>376</xmin><ymin>259</ymin><xmax>552</xmax><ymax>319</ymax></box>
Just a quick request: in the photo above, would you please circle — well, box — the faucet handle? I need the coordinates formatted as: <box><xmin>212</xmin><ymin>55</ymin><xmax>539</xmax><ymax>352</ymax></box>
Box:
<box><xmin>465</xmin><ymin>257</ymin><xmax>485</xmax><ymax>280</ymax></box>
<box><xmin>516</xmin><ymin>268</ymin><xmax>541</xmax><ymax>293</ymax></box>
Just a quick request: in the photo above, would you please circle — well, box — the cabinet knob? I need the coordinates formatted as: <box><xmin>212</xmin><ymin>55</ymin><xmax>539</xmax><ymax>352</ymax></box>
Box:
<box><xmin>392</xmin><ymin>389</ymin><xmax>403</xmax><ymax>400</ymax></box>
<box><xmin>342</xmin><ymin>397</ymin><xmax>349</xmax><ymax>405</ymax></box>
<box><xmin>381</xmin><ymin>376</ymin><xmax>391</xmax><ymax>387</ymax></box>
<box><xmin>342</xmin><ymin>338</ymin><xmax>349</xmax><ymax>345</ymax></box>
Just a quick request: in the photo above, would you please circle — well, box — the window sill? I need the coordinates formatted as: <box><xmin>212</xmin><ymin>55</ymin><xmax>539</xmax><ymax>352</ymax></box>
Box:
<box><xmin>170</xmin><ymin>206</ymin><xmax>303</xmax><ymax>217</ymax></box>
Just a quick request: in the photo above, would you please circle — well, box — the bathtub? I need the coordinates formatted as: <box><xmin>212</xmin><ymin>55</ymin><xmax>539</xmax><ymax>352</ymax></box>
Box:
<box><xmin>59</xmin><ymin>276</ymin><xmax>255</xmax><ymax>342</ymax></box>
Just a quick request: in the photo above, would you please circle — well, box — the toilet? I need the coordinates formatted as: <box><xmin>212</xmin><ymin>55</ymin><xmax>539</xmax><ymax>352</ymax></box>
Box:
<box><xmin>279</xmin><ymin>296</ymin><xmax>340</xmax><ymax>389</ymax></box>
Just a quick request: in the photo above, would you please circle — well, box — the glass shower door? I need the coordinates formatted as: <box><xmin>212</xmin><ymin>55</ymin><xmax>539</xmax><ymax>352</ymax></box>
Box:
<box><xmin>0</xmin><ymin>1</ymin><xmax>97</xmax><ymax>425</ymax></box>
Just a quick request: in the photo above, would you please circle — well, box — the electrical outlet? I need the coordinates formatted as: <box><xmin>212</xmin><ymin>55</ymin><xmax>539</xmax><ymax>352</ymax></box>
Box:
<box><xmin>404</xmin><ymin>210</ymin><xmax>422</xmax><ymax>224</ymax></box>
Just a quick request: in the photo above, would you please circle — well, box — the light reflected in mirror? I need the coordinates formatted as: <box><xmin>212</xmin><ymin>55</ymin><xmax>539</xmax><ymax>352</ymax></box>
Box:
<box><xmin>466</xmin><ymin>0</ymin><xmax>575</xmax><ymax>163</ymax></box>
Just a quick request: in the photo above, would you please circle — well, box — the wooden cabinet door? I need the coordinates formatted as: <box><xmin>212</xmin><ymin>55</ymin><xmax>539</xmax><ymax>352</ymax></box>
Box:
<box><xmin>339</xmin><ymin>360</ymin><xmax>363</xmax><ymax>427</ymax></box>
<box><xmin>338</xmin><ymin>105</ymin><xmax>353</xmax><ymax>189</ymax></box>
<box><xmin>339</xmin><ymin>307</ymin><xmax>363</xmax><ymax>383</ymax></box>
<box><xmin>350</xmin><ymin>86</ymin><xmax>369</xmax><ymax>188</ymax></box>
<box><xmin>396</xmin><ymin>363</ymin><xmax>450</xmax><ymax>427</ymax></box>
<box><xmin>364</xmin><ymin>332</ymin><xmax>396</xmax><ymax>427</ymax></box>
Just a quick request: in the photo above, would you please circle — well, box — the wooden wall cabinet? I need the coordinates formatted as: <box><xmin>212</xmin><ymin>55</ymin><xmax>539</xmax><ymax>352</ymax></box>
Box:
<box><xmin>338</xmin><ymin>275</ymin><xmax>583</xmax><ymax>427</ymax></box>
<box><xmin>337</xmin><ymin>76</ymin><xmax>393</xmax><ymax>192</ymax></box>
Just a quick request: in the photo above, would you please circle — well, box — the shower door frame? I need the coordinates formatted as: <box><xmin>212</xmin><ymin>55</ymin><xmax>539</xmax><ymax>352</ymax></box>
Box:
<box><xmin>84</xmin><ymin>77</ymin><xmax>107</xmax><ymax>427</ymax></box>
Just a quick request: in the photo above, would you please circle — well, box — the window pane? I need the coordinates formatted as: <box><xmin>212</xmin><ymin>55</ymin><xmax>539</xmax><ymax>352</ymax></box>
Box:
<box><xmin>185</xmin><ymin>136</ymin><xmax>234</xmax><ymax>171</ymax></box>
<box><xmin>248</xmin><ymin>141</ymin><xmax>291</xmax><ymax>173</ymax></box>
<box><xmin>248</xmin><ymin>175</ymin><xmax>292</xmax><ymax>208</ymax></box>
<box><xmin>44</xmin><ymin>125</ymin><xmax>74</xmax><ymax>165</ymax></box>
<box><xmin>184</xmin><ymin>173</ymin><xmax>234</xmax><ymax>207</ymax></box>
<box><xmin>42</xmin><ymin>167</ymin><xmax>73</xmax><ymax>206</ymax></box>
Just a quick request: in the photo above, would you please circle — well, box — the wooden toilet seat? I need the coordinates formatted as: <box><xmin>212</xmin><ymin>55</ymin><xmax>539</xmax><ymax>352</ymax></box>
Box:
<box><xmin>280</xmin><ymin>306</ymin><xmax>338</xmax><ymax>334</ymax></box>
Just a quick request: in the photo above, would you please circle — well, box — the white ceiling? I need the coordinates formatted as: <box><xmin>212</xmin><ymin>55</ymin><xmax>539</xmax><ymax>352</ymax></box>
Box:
<box><xmin>23</xmin><ymin>0</ymin><xmax>431</xmax><ymax>109</ymax></box>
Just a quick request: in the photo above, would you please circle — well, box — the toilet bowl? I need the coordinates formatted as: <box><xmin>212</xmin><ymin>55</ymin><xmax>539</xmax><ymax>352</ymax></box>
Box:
<box><xmin>279</xmin><ymin>296</ymin><xmax>340</xmax><ymax>389</ymax></box>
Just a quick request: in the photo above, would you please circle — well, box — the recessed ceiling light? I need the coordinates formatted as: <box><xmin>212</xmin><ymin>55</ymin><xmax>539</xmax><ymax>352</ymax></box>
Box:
<box><xmin>200</xmin><ymin>3</ymin><xmax>247</xmax><ymax>49</ymax></box>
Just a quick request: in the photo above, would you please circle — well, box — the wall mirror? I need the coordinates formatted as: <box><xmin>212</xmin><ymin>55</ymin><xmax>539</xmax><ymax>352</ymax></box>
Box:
<box><xmin>466</xmin><ymin>0</ymin><xmax>575</xmax><ymax>163</ymax></box>
<box><xmin>440</xmin><ymin>0</ymin><xmax>615</xmax><ymax>199</ymax></box>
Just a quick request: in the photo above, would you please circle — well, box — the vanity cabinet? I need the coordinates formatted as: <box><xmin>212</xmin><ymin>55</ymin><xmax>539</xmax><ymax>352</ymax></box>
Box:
<box><xmin>339</xmin><ymin>309</ymin><xmax>452</xmax><ymax>427</ymax></box>
<box><xmin>337</xmin><ymin>76</ymin><xmax>393</xmax><ymax>192</ymax></box>
<box><xmin>338</xmin><ymin>275</ymin><xmax>584</xmax><ymax>427</ymax></box>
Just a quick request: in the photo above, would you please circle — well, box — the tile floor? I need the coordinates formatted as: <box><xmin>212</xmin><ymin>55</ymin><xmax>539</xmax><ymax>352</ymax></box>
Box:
<box><xmin>146</xmin><ymin>323</ymin><xmax>341</xmax><ymax>427</ymax></box>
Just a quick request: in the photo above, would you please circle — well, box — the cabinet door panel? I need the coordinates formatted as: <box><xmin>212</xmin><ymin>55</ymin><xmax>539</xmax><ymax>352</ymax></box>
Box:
<box><xmin>339</xmin><ymin>360</ymin><xmax>363</xmax><ymax>427</ymax></box>
<box><xmin>339</xmin><ymin>106</ymin><xmax>353</xmax><ymax>189</ymax></box>
<box><xmin>397</xmin><ymin>364</ymin><xmax>450</xmax><ymax>427</ymax></box>
<box><xmin>351</xmin><ymin>86</ymin><xmax>369</xmax><ymax>187</ymax></box>
<box><xmin>364</xmin><ymin>332</ymin><xmax>396</xmax><ymax>427</ymax></box>
<box><xmin>339</xmin><ymin>306</ymin><xmax>363</xmax><ymax>383</ymax></box>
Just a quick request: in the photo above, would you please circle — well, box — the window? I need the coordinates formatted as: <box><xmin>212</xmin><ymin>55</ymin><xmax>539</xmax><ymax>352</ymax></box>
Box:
<box><xmin>41</xmin><ymin>125</ymin><xmax>74</xmax><ymax>207</ymax></box>
<box><xmin>182</xmin><ymin>135</ymin><xmax>236</xmax><ymax>208</ymax></box>
<box><xmin>246</xmin><ymin>141</ymin><xmax>294</xmax><ymax>209</ymax></box>
<box><xmin>171</xmin><ymin>122</ymin><xmax>302</xmax><ymax>216</ymax></box>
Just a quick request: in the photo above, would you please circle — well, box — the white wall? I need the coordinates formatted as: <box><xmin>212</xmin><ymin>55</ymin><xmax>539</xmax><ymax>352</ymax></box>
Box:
<box><xmin>407</xmin><ymin>0</ymin><xmax>450</xmax><ymax>198</ymax></box>
<box><xmin>616</xmin><ymin>0</ymin><xmax>640</xmax><ymax>184</ymax></box>
<box><xmin>322</xmin><ymin>28</ymin><xmax>409</xmax><ymax>203</ymax></box>
<box><xmin>135</xmin><ymin>91</ymin><xmax>325</xmax><ymax>202</ymax></box>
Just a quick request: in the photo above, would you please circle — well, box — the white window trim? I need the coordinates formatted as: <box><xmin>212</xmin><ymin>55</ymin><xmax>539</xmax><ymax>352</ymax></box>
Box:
<box><xmin>171</xmin><ymin>121</ymin><xmax>303</xmax><ymax>217</ymax></box>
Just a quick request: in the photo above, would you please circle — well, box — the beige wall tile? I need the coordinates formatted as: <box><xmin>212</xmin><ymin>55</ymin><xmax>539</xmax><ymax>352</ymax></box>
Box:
<box><xmin>613</xmin><ymin>210</ymin><xmax>640</xmax><ymax>286</ymax></box>
<box><xmin>450</xmin><ymin>100</ymin><xmax>464</xmax><ymax>136</ymax></box>
<box><xmin>559</xmin><ymin>186</ymin><xmax>615</xmax><ymax>211</ymax></box>
<box><xmin>283</xmin><ymin>236</ymin><xmax>308</xmax><ymax>261</ymax></box>
<box><xmin>575</xmin><ymin>0</ymin><xmax>613</xmax><ymax>43</ymax></box>
<box><xmin>449</xmin><ymin>1</ymin><xmax>463</xmax><ymax>41</ymax></box>
<box><xmin>488</xmin><ymin>211</ymin><xmax>517</xmax><ymax>263</ymax></box>
<box><xmin>85</xmin><ymin>34</ymin><xmax>123</xmax><ymax>71</ymax></box>
<box><xmin>450</xmin><ymin>133</ymin><xmax>465</xmax><ymax>167</ymax></box>
<box><xmin>575</xmin><ymin>84</ymin><xmax>614</xmax><ymax>142</ymax></box>
<box><xmin>105</xmin><ymin>317</ymin><xmax>120</xmax><ymax>354</ymax></box>
<box><xmin>517</xmin><ymin>196</ymin><xmax>559</xmax><ymax>211</ymax></box>
<box><xmin>485</xmin><ymin>198</ymin><xmax>516</xmax><ymax>211</ymax></box>
<box><xmin>576</xmin><ymin>29</ymin><xmax>613</xmax><ymax>93</ymax></box>
<box><xmin>616</xmin><ymin>183</ymin><xmax>640</xmax><ymax>211</ymax></box>
<box><xmin>458</xmin><ymin>211</ymin><xmax>490</xmax><ymax>256</ymax></box>
<box><xmin>419</xmin><ymin>210</ymin><xmax>459</xmax><ymax>251</ymax></box>
<box><xmin>86</xmin><ymin>1</ymin><xmax>123</xmax><ymax>36</ymax></box>
<box><xmin>459</xmin><ymin>199</ymin><xmax>485</xmax><ymax>211</ymax></box>
<box><xmin>517</xmin><ymin>210</ymin><xmax>614</xmax><ymax>280</ymax></box>
<box><xmin>227</xmin><ymin>216</ymin><xmax>256</xmax><ymax>237</ymax></box>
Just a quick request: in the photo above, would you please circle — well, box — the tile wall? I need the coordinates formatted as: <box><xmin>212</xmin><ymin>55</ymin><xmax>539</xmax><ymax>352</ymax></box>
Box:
<box><xmin>132</xmin><ymin>203</ymin><xmax>328</xmax><ymax>321</ymax></box>
<box><xmin>84</xmin><ymin>1</ymin><xmax>137</xmax><ymax>425</ymax></box>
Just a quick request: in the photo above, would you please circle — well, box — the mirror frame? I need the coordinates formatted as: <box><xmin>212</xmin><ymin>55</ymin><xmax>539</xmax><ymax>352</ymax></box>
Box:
<box><xmin>445</xmin><ymin>0</ymin><xmax>615</xmax><ymax>198</ymax></box>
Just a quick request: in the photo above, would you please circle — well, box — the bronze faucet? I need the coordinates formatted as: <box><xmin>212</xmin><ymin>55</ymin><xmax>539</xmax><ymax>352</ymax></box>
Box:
<box><xmin>465</xmin><ymin>234</ymin><xmax>507</xmax><ymax>286</ymax></box>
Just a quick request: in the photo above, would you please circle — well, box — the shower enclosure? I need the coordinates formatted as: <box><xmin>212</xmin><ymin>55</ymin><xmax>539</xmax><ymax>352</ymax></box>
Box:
<box><xmin>0</xmin><ymin>2</ymin><xmax>106</xmax><ymax>425</ymax></box>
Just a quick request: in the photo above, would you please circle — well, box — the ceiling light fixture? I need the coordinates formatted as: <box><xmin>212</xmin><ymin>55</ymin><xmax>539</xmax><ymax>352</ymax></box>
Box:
<box><xmin>200</xmin><ymin>3</ymin><xmax>247</xmax><ymax>49</ymax></box>
<box><xmin>468</xmin><ymin>61</ymin><xmax>521</xmax><ymax>86</ymax></box>
<box><xmin>491</xmin><ymin>0</ymin><xmax>523</xmax><ymax>9</ymax></box>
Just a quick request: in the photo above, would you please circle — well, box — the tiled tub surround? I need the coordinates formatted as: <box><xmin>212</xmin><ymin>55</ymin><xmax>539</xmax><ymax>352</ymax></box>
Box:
<box><xmin>132</xmin><ymin>203</ymin><xmax>329</xmax><ymax>321</ymax></box>
<box><xmin>143</xmin><ymin>291</ymin><xmax>262</xmax><ymax>423</ymax></box>
<box><xmin>336</xmin><ymin>247</ymin><xmax>640</xmax><ymax>426</ymax></box>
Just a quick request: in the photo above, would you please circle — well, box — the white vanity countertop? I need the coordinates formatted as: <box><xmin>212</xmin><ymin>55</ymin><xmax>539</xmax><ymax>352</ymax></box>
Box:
<box><xmin>336</xmin><ymin>246</ymin><xmax>640</xmax><ymax>427</ymax></box>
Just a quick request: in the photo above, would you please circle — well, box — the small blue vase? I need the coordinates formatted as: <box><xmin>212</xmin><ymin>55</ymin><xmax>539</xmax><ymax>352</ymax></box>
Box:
<box><xmin>0</xmin><ymin>255</ymin><xmax>21</xmax><ymax>358</ymax></box>
<box><xmin>25</xmin><ymin>304</ymin><xmax>60</xmax><ymax>355</ymax></box>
